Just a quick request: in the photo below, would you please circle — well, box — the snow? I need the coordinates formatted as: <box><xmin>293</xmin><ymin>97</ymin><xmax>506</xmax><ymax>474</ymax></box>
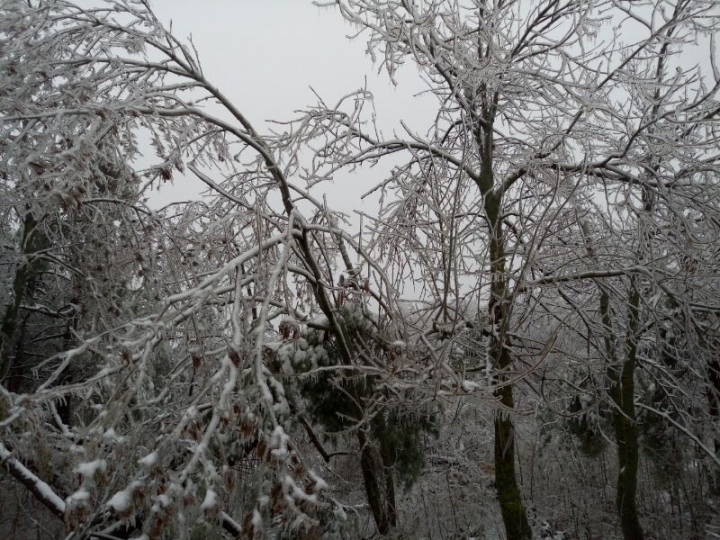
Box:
<box><xmin>0</xmin><ymin>442</ymin><xmax>67</xmax><ymax>513</ymax></box>
<box><xmin>272</xmin><ymin>401</ymin><xmax>291</xmax><ymax>417</ymax></box>
<box><xmin>129</xmin><ymin>480</ymin><xmax>145</xmax><ymax>492</ymax></box>
<box><xmin>292</xmin><ymin>484</ymin><xmax>318</xmax><ymax>503</ymax></box>
<box><xmin>138</xmin><ymin>451</ymin><xmax>158</xmax><ymax>467</ymax></box>
<box><xmin>107</xmin><ymin>490</ymin><xmax>132</xmax><ymax>513</ymax></box>
<box><xmin>67</xmin><ymin>488</ymin><xmax>90</xmax><ymax>504</ymax></box>
<box><xmin>103</xmin><ymin>428</ymin><xmax>128</xmax><ymax>444</ymax></box>
<box><xmin>461</xmin><ymin>380</ymin><xmax>480</xmax><ymax>392</ymax></box>
<box><xmin>269</xmin><ymin>425</ymin><xmax>289</xmax><ymax>458</ymax></box>
<box><xmin>220</xmin><ymin>511</ymin><xmax>242</xmax><ymax>534</ymax></box>
<box><xmin>540</xmin><ymin>521</ymin><xmax>569</xmax><ymax>540</ymax></box>
<box><xmin>309</xmin><ymin>470</ymin><xmax>327</xmax><ymax>492</ymax></box>
<box><xmin>334</xmin><ymin>504</ymin><xmax>347</xmax><ymax>521</ymax></box>
<box><xmin>152</xmin><ymin>493</ymin><xmax>172</xmax><ymax>513</ymax></box>
<box><xmin>310</xmin><ymin>315</ymin><xmax>329</xmax><ymax>325</ymax></box>
<box><xmin>264</xmin><ymin>341</ymin><xmax>282</xmax><ymax>352</ymax></box>
<box><xmin>278</xmin><ymin>343</ymin><xmax>295</xmax><ymax>365</ymax></box>
<box><xmin>74</xmin><ymin>460</ymin><xmax>107</xmax><ymax>478</ymax></box>
<box><xmin>36</xmin><ymin>480</ymin><xmax>67</xmax><ymax>512</ymax></box>
<box><xmin>251</xmin><ymin>508</ymin><xmax>263</xmax><ymax>527</ymax></box>
<box><xmin>200</xmin><ymin>488</ymin><xmax>217</xmax><ymax>510</ymax></box>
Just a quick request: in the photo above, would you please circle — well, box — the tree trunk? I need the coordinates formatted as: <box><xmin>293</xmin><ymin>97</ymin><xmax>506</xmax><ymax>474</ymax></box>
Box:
<box><xmin>0</xmin><ymin>213</ymin><xmax>45</xmax><ymax>383</ymax></box>
<box><xmin>706</xmin><ymin>357</ymin><xmax>720</xmax><ymax>493</ymax></box>
<box><xmin>494</xmin><ymin>386</ymin><xmax>532</xmax><ymax>540</ymax></box>
<box><xmin>479</xmin><ymin>114</ymin><xmax>531</xmax><ymax>539</ymax></box>
<box><xmin>486</xmin><ymin>212</ymin><xmax>531</xmax><ymax>538</ymax></box>
<box><xmin>605</xmin><ymin>282</ymin><xmax>644</xmax><ymax>540</ymax></box>
<box><xmin>357</xmin><ymin>429</ymin><xmax>395</xmax><ymax>535</ymax></box>
<box><xmin>377</xmin><ymin>417</ymin><xmax>398</xmax><ymax>529</ymax></box>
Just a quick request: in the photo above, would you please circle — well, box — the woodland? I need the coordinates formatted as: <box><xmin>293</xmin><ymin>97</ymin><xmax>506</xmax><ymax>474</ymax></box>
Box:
<box><xmin>1</xmin><ymin>1</ymin><xmax>719</xmax><ymax>539</ymax></box>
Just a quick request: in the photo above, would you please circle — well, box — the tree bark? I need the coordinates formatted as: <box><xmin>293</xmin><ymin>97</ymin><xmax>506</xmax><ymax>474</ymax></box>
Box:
<box><xmin>489</xmin><ymin>235</ymin><xmax>531</xmax><ymax>540</ymax></box>
<box><xmin>486</xmin><ymin>202</ymin><xmax>531</xmax><ymax>539</ymax></box>
<box><xmin>604</xmin><ymin>282</ymin><xmax>644</xmax><ymax>540</ymax></box>
<box><xmin>378</xmin><ymin>417</ymin><xmax>398</xmax><ymax>528</ymax></box>
<box><xmin>494</xmin><ymin>387</ymin><xmax>532</xmax><ymax>540</ymax></box>
<box><xmin>0</xmin><ymin>213</ymin><xmax>45</xmax><ymax>383</ymax></box>
<box><xmin>708</xmin><ymin>357</ymin><xmax>720</xmax><ymax>494</ymax></box>
<box><xmin>357</xmin><ymin>429</ymin><xmax>396</xmax><ymax>535</ymax></box>
<box><xmin>477</xmin><ymin>110</ymin><xmax>531</xmax><ymax>539</ymax></box>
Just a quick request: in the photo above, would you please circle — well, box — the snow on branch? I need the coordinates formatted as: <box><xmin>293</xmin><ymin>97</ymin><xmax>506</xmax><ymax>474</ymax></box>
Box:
<box><xmin>0</xmin><ymin>442</ymin><xmax>66</xmax><ymax>520</ymax></box>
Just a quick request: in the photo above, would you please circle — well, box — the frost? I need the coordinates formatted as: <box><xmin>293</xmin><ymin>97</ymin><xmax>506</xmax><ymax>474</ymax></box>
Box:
<box><xmin>461</xmin><ymin>380</ymin><xmax>480</xmax><ymax>392</ymax></box>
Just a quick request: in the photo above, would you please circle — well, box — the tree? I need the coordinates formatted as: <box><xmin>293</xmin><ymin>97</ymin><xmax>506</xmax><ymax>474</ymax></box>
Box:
<box><xmin>0</xmin><ymin>1</ymin><xmax>409</xmax><ymax>537</ymax></box>
<box><xmin>1</xmin><ymin>0</ymin><xmax>719</xmax><ymax>539</ymax></box>
<box><xmin>312</xmin><ymin>0</ymin><xmax>720</xmax><ymax>538</ymax></box>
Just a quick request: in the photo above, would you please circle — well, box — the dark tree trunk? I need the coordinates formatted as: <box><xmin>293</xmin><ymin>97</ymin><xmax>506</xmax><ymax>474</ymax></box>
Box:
<box><xmin>378</xmin><ymin>416</ymin><xmax>398</xmax><ymax>528</ymax></box>
<box><xmin>475</xmin><ymin>110</ymin><xmax>531</xmax><ymax>540</ymax></box>
<box><xmin>707</xmin><ymin>357</ymin><xmax>720</xmax><ymax>493</ymax></box>
<box><xmin>604</xmin><ymin>283</ymin><xmax>644</xmax><ymax>540</ymax></box>
<box><xmin>357</xmin><ymin>429</ymin><xmax>396</xmax><ymax>534</ymax></box>
<box><xmin>494</xmin><ymin>386</ymin><xmax>532</xmax><ymax>540</ymax></box>
<box><xmin>1</xmin><ymin>213</ymin><xmax>45</xmax><ymax>383</ymax></box>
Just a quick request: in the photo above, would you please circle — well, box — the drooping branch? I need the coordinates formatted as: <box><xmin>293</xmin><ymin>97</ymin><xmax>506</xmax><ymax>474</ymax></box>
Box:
<box><xmin>0</xmin><ymin>442</ymin><xmax>66</xmax><ymax>520</ymax></box>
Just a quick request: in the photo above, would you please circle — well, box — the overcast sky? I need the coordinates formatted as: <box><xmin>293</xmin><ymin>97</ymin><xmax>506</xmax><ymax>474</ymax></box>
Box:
<box><xmin>143</xmin><ymin>1</ymin><xmax>714</xmax><ymax>219</ymax></box>
<box><xmin>147</xmin><ymin>0</ymin><xmax>433</xmax><ymax>215</ymax></box>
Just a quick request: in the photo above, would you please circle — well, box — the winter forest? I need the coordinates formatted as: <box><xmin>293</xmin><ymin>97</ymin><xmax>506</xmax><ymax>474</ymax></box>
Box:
<box><xmin>1</xmin><ymin>0</ymin><xmax>719</xmax><ymax>539</ymax></box>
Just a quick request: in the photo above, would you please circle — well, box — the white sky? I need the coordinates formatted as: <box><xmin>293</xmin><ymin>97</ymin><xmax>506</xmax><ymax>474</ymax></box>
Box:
<box><xmin>144</xmin><ymin>0</ymin><xmax>716</xmax><ymax>222</ymax></box>
<box><xmin>148</xmin><ymin>0</ymin><xmax>434</xmax><ymax>216</ymax></box>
